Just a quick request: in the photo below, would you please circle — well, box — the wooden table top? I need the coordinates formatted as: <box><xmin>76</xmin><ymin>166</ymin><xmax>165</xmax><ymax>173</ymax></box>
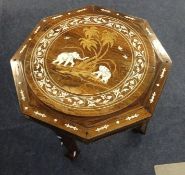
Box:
<box><xmin>10</xmin><ymin>5</ymin><xmax>172</xmax><ymax>141</ymax></box>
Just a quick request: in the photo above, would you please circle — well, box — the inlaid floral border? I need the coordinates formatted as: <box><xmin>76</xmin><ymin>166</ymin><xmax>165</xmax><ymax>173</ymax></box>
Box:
<box><xmin>31</xmin><ymin>15</ymin><xmax>148</xmax><ymax>109</ymax></box>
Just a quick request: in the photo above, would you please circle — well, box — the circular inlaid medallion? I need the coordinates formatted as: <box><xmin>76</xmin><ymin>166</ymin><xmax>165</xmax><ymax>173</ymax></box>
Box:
<box><xmin>24</xmin><ymin>14</ymin><xmax>156</xmax><ymax>116</ymax></box>
<box><xmin>45</xmin><ymin>25</ymin><xmax>133</xmax><ymax>95</ymax></box>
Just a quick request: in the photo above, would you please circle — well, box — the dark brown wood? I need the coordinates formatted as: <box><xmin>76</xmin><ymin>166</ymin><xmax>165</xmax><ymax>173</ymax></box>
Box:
<box><xmin>133</xmin><ymin>119</ymin><xmax>149</xmax><ymax>134</ymax></box>
<box><xmin>55</xmin><ymin>133</ymin><xmax>80</xmax><ymax>160</ymax></box>
<box><xmin>10</xmin><ymin>5</ymin><xmax>172</xmax><ymax>159</ymax></box>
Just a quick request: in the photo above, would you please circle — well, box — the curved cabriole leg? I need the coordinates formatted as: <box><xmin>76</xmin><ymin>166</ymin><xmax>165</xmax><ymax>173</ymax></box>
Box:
<box><xmin>132</xmin><ymin>120</ymin><xmax>149</xmax><ymax>134</ymax></box>
<box><xmin>56</xmin><ymin>134</ymin><xmax>80</xmax><ymax>160</ymax></box>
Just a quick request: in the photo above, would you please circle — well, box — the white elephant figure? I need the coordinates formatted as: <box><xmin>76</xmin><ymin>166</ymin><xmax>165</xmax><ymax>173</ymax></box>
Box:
<box><xmin>52</xmin><ymin>51</ymin><xmax>89</xmax><ymax>67</ymax></box>
<box><xmin>92</xmin><ymin>65</ymin><xmax>112</xmax><ymax>84</ymax></box>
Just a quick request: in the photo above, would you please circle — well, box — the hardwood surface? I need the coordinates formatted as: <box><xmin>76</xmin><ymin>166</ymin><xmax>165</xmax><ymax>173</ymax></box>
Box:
<box><xmin>10</xmin><ymin>5</ymin><xmax>172</xmax><ymax>146</ymax></box>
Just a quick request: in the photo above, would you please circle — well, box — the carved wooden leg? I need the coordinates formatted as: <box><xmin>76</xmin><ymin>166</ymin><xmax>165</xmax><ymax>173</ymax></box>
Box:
<box><xmin>132</xmin><ymin>120</ymin><xmax>149</xmax><ymax>134</ymax></box>
<box><xmin>56</xmin><ymin>134</ymin><xmax>80</xmax><ymax>160</ymax></box>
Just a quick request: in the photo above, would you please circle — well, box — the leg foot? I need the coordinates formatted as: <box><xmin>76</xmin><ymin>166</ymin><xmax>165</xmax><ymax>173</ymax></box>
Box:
<box><xmin>56</xmin><ymin>134</ymin><xmax>80</xmax><ymax>160</ymax></box>
<box><xmin>65</xmin><ymin>149</ymin><xmax>80</xmax><ymax>160</ymax></box>
<box><xmin>132</xmin><ymin>120</ymin><xmax>149</xmax><ymax>135</ymax></box>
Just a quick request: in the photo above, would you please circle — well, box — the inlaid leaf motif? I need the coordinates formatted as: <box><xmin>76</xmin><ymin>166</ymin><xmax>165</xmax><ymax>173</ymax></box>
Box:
<box><xmin>87</xmin><ymin>97</ymin><xmax>96</xmax><ymax>107</ymax></box>
<box><xmin>79</xmin><ymin>38</ymin><xmax>98</xmax><ymax>51</ymax></box>
<box><xmin>101</xmin><ymin>30</ymin><xmax>117</xmax><ymax>47</ymax></box>
<box><xmin>58</xmin><ymin>92</ymin><xmax>68</xmax><ymax>98</ymax></box>
<box><xmin>83</xmin><ymin>26</ymin><xmax>99</xmax><ymax>38</ymax></box>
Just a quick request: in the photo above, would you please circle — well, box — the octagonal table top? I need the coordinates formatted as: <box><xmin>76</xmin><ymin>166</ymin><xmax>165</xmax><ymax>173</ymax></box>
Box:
<box><xmin>10</xmin><ymin>5</ymin><xmax>172</xmax><ymax>141</ymax></box>
<box><xmin>23</xmin><ymin>8</ymin><xmax>156</xmax><ymax>116</ymax></box>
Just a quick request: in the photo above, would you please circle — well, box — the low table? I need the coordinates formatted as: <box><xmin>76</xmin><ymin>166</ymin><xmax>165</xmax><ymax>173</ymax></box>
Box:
<box><xmin>10</xmin><ymin>5</ymin><xmax>172</xmax><ymax>160</ymax></box>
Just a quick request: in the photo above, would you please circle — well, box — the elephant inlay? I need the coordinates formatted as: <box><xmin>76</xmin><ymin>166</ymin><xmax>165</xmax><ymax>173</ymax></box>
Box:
<box><xmin>92</xmin><ymin>65</ymin><xmax>111</xmax><ymax>84</ymax></box>
<box><xmin>52</xmin><ymin>51</ymin><xmax>88</xmax><ymax>67</ymax></box>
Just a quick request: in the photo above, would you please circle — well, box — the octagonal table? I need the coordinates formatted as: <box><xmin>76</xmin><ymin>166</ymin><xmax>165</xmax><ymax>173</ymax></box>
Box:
<box><xmin>10</xmin><ymin>5</ymin><xmax>172</xmax><ymax>160</ymax></box>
